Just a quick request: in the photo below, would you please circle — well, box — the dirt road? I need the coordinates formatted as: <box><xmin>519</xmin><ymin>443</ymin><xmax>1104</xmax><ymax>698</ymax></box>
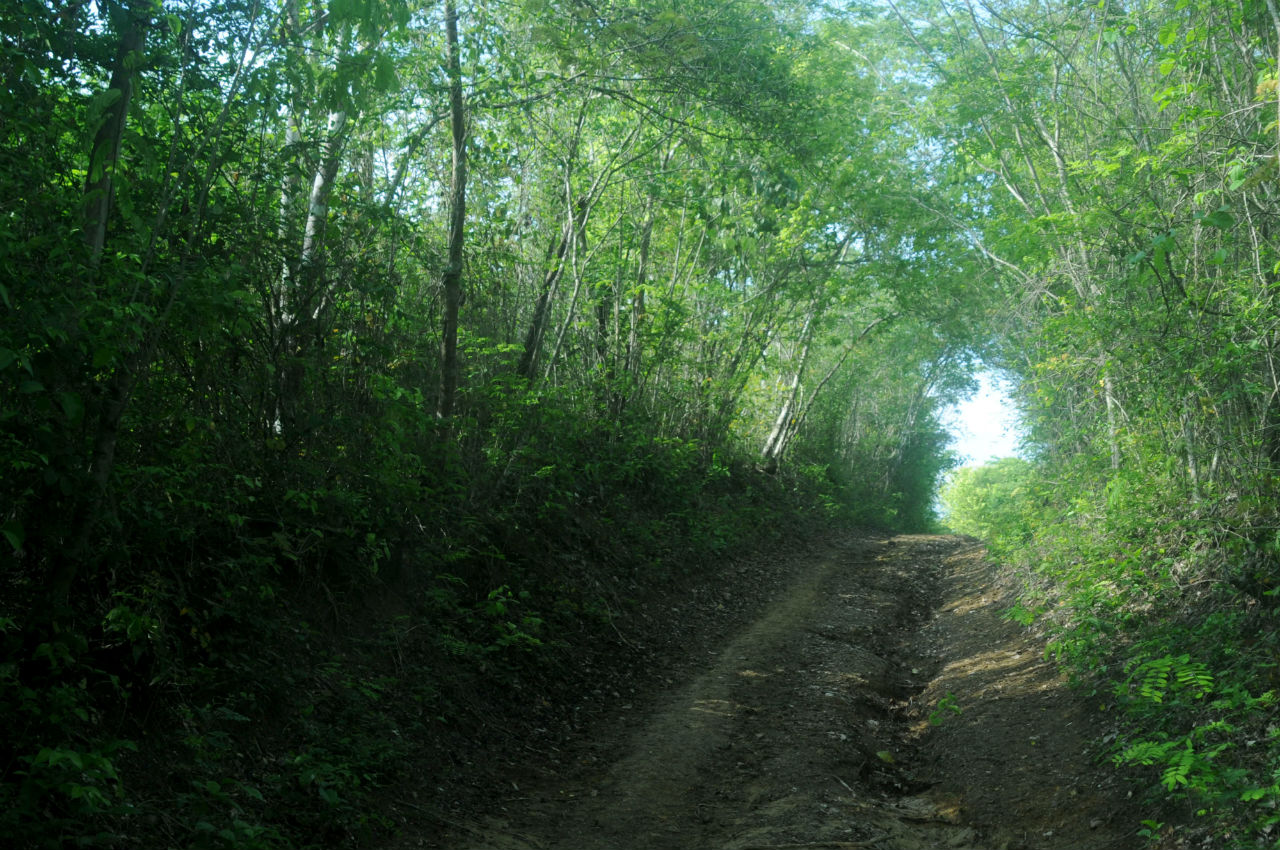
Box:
<box><xmin>434</xmin><ymin>534</ymin><xmax>1140</xmax><ymax>850</ymax></box>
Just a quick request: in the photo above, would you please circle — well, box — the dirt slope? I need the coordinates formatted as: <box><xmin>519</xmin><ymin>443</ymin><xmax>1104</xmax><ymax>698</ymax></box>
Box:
<box><xmin>423</xmin><ymin>534</ymin><xmax>1142</xmax><ymax>850</ymax></box>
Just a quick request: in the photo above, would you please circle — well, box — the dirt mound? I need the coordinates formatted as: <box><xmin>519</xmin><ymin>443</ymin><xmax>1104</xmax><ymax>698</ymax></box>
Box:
<box><xmin>410</xmin><ymin>534</ymin><xmax>1144</xmax><ymax>850</ymax></box>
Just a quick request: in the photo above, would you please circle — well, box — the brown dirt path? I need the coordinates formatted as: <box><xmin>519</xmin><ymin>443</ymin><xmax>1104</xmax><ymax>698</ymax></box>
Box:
<box><xmin>429</xmin><ymin>534</ymin><xmax>1142</xmax><ymax>850</ymax></box>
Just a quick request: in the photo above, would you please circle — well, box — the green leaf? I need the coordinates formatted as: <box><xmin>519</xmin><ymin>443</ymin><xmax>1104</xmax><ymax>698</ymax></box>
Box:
<box><xmin>1157</xmin><ymin>21</ymin><xmax>1178</xmax><ymax>47</ymax></box>
<box><xmin>1</xmin><ymin>519</ymin><xmax>24</xmax><ymax>551</ymax></box>
<box><xmin>85</xmin><ymin>89</ymin><xmax>124</xmax><ymax>147</ymax></box>
<box><xmin>1200</xmin><ymin>209</ymin><xmax>1234</xmax><ymax>229</ymax></box>
<box><xmin>57</xmin><ymin>391</ymin><xmax>83</xmax><ymax>424</ymax></box>
<box><xmin>372</xmin><ymin>52</ymin><xmax>399</xmax><ymax>93</ymax></box>
<box><xmin>1226</xmin><ymin>162</ymin><xmax>1246</xmax><ymax>190</ymax></box>
<box><xmin>39</xmin><ymin>748</ymin><xmax>84</xmax><ymax>769</ymax></box>
<box><xmin>0</xmin><ymin>347</ymin><xmax>15</xmax><ymax>371</ymax></box>
<box><xmin>92</xmin><ymin>347</ymin><xmax>116</xmax><ymax>369</ymax></box>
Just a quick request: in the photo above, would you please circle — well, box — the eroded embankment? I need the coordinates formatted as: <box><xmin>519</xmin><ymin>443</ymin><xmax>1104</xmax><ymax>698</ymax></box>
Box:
<box><xmin>421</xmin><ymin>534</ymin><xmax>1141</xmax><ymax>850</ymax></box>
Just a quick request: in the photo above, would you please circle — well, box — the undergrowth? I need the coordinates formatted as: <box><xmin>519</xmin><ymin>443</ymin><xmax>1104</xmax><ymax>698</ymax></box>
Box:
<box><xmin>947</xmin><ymin>461</ymin><xmax>1280</xmax><ymax>847</ymax></box>
<box><xmin>1</xmin><ymin>386</ymin><xmax>861</xmax><ymax>849</ymax></box>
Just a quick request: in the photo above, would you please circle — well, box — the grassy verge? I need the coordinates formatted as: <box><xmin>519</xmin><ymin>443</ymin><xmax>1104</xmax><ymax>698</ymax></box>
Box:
<box><xmin>946</xmin><ymin>462</ymin><xmax>1280</xmax><ymax>847</ymax></box>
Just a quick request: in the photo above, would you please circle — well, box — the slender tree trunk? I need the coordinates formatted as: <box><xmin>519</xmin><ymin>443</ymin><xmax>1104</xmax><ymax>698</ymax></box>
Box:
<box><xmin>521</xmin><ymin>107</ymin><xmax>631</xmax><ymax>383</ymax></box>
<box><xmin>1265</xmin><ymin>0</ymin><xmax>1280</xmax><ymax>155</ymax></box>
<box><xmin>49</xmin><ymin>0</ymin><xmax>150</xmax><ymax>608</ymax></box>
<box><xmin>1102</xmin><ymin>362</ymin><xmax>1121</xmax><ymax>470</ymax></box>
<box><xmin>438</xmin><ymin>0</ymin><xmax>467</xmax><ymax>419</ymax></box>
<box><xmin>298</xmin><ymin>108</ymin><xmax>348</xmax><ymax>314</ymax></box>
<box><xmin>787</xmin><ymin>315</ymin><xmax>892</xmax><ymax>447</ymax></box>
<box><xmin>52</xmin><ymin>296</ymin><xmax>174</xmax><ymax>606</ymax></box>
<box><xmin>759</xmin><ymin>302</ymin><xmax>820</xmax><ymax>472</ymax></box>
<box><xmin>759</xmin><ymin>374</ymin><xmax>803</xmax><ymax>474</ymax></box>
<box><xmin>711</xmin><ymin>303</ymin><xmax>776</xmax><ymax>438</ymax></box>
<box><xmin>83</xmin><ymin>0</ymin><xmax>147</xmax><ymax>267</ymax></box>
<box><xmin>273</xmin><ymin>0</ymin><xmax>304</xmax><ymax>436</ymax></box>
<box><xmin>622</xmin><ymin>140</ymin><xmax>679</xmax><ymax>402</ymax></box>
<box><xmin>277</xmin><ymin>0</ymin><xmax>302</xmax><ymax>295</ymax></box>
<box><xmin>625</xmin><ymin>201</ymin><xmax>654</xmax><ymax>379</ymax></box>
<box><xmin>755</xmin><ymin>231</ymin><xmax>859</xmax><ymax>471</ymax></box>
<box><xmin>543</xmin><ymin>209</ymin><xmax>598</xmax><ymax>382</ymax></box>
<box><xmin>386</xmin><ymin>115</ymin><xmax>445</xmax><ymax>209</ymax></box>
<box><xmin>517</xmin><ymin>199</ymin><xmax>584</xmax><ymax>379</ymax></box>
<box><xmin>273</xmin><ymin>107</ymin><xmax>348</xmax><ymax>435</ymax></box>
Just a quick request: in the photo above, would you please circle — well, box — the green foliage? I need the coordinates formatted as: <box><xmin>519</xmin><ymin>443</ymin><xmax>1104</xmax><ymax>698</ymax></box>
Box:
<box><xmin>0</xmin><ymin>0</ymin><xmax>989</xmax><ymax>845</ymax></box>
<box><xmin>940</xmin><ymin>457</ymin><xmax>1034</xmax><ymax>547</ymax></box>
<box><xmin>0</xmin><ymin>618</ymin><xmax>137</xmax><ymax>847</ymax></box>
<box><xmin>1002</xmin><ymin>602</ymin><xmax>1044</xmax><ymax>627</ymax></box>
<box><xmin>975</xmin><ymin>463</ymin><xmax>1280</xmax><ymax>842</ymax></box>
<box><xmin>929</xmin><ymin>692</ymin><xmax>963</xmax><ymax>727</ymax></box>
<box><xmin>886</xmin><ymin>0</ymin><xmax>1280</xmax><ymax>836</ymax></box>
<box><xmin>1123</xmin><ymin>654</ymin><xmax>1214</xmax><ymax>706</ymax></box>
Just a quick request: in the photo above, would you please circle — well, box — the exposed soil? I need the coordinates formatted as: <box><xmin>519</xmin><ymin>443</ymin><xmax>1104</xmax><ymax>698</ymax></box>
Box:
<box><xmin>411</xmin><ymin>533</ymin><xmax>1146</xmax><ymax>849</ymax></box>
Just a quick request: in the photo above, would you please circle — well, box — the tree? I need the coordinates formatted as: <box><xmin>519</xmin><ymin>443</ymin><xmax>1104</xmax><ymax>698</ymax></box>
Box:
<box><xmin>940</xmin><ymin>457</ymin><xmax>1033</xmax><ymax>545</ymax></box>
<box><xmin>0</xmin><ymin>1</ymin><xmax>1000</xmax><ymax>842</ymax></box>
<box><xmin>438</xmin><ymin>0</ymin><xmax>467</xmax><ymax>419</ymax></box>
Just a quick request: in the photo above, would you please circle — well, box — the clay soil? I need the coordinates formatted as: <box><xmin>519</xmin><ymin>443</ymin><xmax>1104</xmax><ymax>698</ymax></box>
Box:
<box><xmin>412</xmin><ymin>534</ymin><xmax>1146</xmax><ymax>849</ymax></box>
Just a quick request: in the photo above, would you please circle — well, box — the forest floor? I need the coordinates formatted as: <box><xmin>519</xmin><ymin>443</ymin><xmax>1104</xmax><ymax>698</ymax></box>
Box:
<box><xmin>405</xmin><ymin>533</ymin><xmax>1154</xmax><ymax>850</ymax></box>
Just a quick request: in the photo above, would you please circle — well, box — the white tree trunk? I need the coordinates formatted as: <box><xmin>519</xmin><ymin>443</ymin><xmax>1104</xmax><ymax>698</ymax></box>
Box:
<box><xmin>760</xmin><ymin>305</ymin><xmax>819</xmax><ymax>472</ymax></box>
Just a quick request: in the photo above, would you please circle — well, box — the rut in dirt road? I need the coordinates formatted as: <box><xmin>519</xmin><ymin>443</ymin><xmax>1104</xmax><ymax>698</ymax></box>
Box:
<box><xmin>447</xmin><ymin>535</ymin><xmax>1141</xmax><ymax>850</ymax></box>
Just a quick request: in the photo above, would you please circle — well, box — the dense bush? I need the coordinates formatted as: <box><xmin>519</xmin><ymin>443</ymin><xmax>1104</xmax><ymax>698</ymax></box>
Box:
<box><xmin>939</xmin><ymin>457</ymin><xmax>1033</xmax><ymax>546</ymax></box>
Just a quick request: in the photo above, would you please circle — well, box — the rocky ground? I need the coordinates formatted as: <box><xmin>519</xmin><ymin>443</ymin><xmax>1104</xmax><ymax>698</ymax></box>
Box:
<box><xmin>402</xmin><ymin>533</ymin><xmax>1148</xmax><ymax>850</ymax></box>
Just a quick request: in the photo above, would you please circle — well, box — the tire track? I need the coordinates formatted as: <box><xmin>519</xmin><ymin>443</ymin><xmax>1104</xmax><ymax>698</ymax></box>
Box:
<box><xmin>444</xmin><ymin>534</ymin><xmax>1139</xmax><ymax>850</ymax></box>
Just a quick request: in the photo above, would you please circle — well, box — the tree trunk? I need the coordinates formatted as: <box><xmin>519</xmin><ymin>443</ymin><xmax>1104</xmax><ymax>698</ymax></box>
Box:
<box><xmin>277</xmin><ymin>0</ymin><xmax>302</xmax><ymax>298</ymax></box>
<box><xmin>48</xmin><ymin>0</ymin><xmax>151</xmax><ymax>608</ymax></box>
<box><xmin>759</xmin><ymin>302</ymin><xmax>820</xmax><ymax>472</ymax></box>
<box><xmin>787</xmin><ymin>314</ymin><xmax>892</xmax><ymax>451</ymax></box>
<box><xmin>543</xmin><ymin>208</ymin><xmax>598</xmax><ymax>382</ymax></box>
<box><xmin>83</xmin><ymin>0</ymin><xmax>147</xmax><ymax>267</ymax></box>
<box><xmin>1102</xmin><ymin>364</ymin><xmax>1121</xmax><ymax>470</ymax></box>
<box><xmin>298</xmin><ymin>108</ymin><xmax>348</xmax><ymax>315</ymax></box>
<box><xmin>438</xmin><ymin>0</ymin><xmax>467</xmax><ymax>419</ymax></box>
<box><xmin>625</xmin><ymin>201</ymin><xmax>654</xmax><ymax>379</ymax></box>
<box><xmin>517</xmin><ymin>199</ymin><xmax>585</xmax><ymax>379</ymax></box>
